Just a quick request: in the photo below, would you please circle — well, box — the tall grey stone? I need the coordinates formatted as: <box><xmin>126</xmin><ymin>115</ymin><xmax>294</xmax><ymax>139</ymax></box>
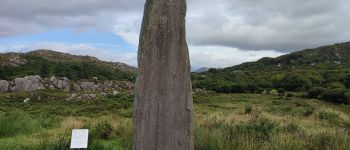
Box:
<box><xmin>133</xmin><ymin>0</ymin><xmax>194</xmax><ymax>150</ymax></box>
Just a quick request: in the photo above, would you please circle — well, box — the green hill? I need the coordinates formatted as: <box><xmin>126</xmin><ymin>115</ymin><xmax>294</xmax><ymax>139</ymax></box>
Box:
<box><xmin>192</xmin><ymin>42</ymin><xmax>350</xmax><ymax>103</ymax></box>
<box><xmin>0</xmin><ymin>50</ymin><xmax>136</xmax><ymax>81</ymax></box>
<box><xmin>228</xmin><ymin>42</ymin><xmax>350</xmax><ymax>71</ymax></box>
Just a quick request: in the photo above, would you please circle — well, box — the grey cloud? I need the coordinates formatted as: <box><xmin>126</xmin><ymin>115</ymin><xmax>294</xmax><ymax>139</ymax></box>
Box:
<box><xmin>0</xmin><ymin>0</ymin><xmax>145</xmax><ymax>37</ymax></box>
<box><xmin>187</xmin><ymin>0</ymin><xmax>350</xmax><ymax>51</ymax></box>
<box><xmin>1</xmin><ymin>0</ymin><xmax>350</xmax><ymax>52</ymax></box>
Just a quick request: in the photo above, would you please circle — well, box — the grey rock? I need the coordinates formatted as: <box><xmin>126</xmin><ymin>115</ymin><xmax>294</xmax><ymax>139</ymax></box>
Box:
<box><xmin>134</xmin><ymin>0</ymin><xmax>194</xmax><ymax>149</ymax></box>
<box><xmin>23</xmin><ymin>98</ymin><xmax>31</xmax><ymax>103</ymax></box>
<box><xmin>11</xmin><ymin>75</ymin><xmax>45</xmax><ymax>92</ymax></box>
<box><xmin>101</xmin><ymin>92</ymin><xmax>107</xmax><ymax>97</ymax></box>
<box><xmin>113</xmin><ymin>91</ymin><xmax>119</xmax><ymax>95</ymax></box>
<box><xmin>49</xmin><ymin>76</ymin><xmax>70</xmax><ymax>91</ymax></box>
<box><xmin>0</xmin><ymin>80</ymin><xmax>9</xmax><ymax>93</ymax></box>
<box><xmin>80</xmin><ymin>82</ymin><xmax>101</xmax><ymax>91</ymax></box>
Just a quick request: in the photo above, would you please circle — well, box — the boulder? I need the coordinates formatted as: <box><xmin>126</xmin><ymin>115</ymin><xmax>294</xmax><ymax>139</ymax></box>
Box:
<box><xmin>113</xmin><ymin>90</ymin><xmax>119</xmax><ymax>95</ymax></box>
<box><xmin>0</xmin><ymin>80</ymin><xmax>9</xmax><ymax>93</ymax></box>
<box><xmin>49</xmin><ymin>76</ymin><xmax>70</xmax><ymax>91</ymax></box>
<box><xmin>80</xmin><ymin>82</ymin><xmax>101</xmax><ymax>91</ymax></box>
<box><xmin>11</xmin><ymin>75</ymin><xmax>45</xmax><ymax>92</ymax></box>
<box><xmin>23</xmin><ymin>98</ymin><xmax>31</xmax><ymax>103</ymax></box>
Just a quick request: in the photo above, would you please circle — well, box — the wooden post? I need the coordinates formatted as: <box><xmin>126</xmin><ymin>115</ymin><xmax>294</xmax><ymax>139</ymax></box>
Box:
<box><xmin>133</xmin><ymin>0</ymin><xmax>194</xmax><ymax>149</ymax></box>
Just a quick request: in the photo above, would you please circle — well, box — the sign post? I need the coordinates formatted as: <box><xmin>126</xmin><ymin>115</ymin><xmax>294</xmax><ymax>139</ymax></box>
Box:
<box><xmin>70</xmin><ymin>129</ymin><xmax>89</xmax><ymax>149</ymax></box>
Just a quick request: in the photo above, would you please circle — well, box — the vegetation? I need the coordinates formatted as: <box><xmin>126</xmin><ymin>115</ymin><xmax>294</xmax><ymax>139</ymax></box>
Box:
<box><xmin>1</xmin><ymin>90</ymin><xmax>350</xmax><ymax>149</ymax></box>
<box><xmin>0</xmin><ymin>55</ymin><xmax>135</xmax><ymax>81</ymax></box>
<box><xmin>192</xmin><ymin>42</ymin><xmax>350</xmax><ymax>104</ymax></box>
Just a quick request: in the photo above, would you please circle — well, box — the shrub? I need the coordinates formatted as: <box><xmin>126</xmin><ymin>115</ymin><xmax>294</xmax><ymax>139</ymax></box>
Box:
<box><xmin>93</xmin><ymin>121</ymin><xmax>114</xmax><ymax>140</ymax></box>
<box><xmin>322</xmin><ymin>88</ymin><xmax>350</xmax><ymax>104</ymax></box>
<box><xmin>308</xmin><ymin>87</ymin><xmax>327</xmax><ymax>99</ymax></box>
<box><xmin>303</xmin><ymin>106</ymin><xmax>316</xmax><ymax>116</ymax></box>
<box><xmin>244</xmin><ymin>106</ymin><xmax>253</xmax><ymax>114</ymax></box>
<box><xmin>277</xmin><ymin>88</ymin><xmax>285</xmax><ymax>96</ymax></box>
<box><xmin>230</xmin><ymin>83</ymin><xmax>246</xmax><ymax>93</ymax></box>
<box><xmin>327</xmin><ymin>82</ymin><xmax>346</xmax><ymax>89</ymax></box>
<box><xmin>278</xmin><ymin>73</ymin><xmax>312</xmax><ymax>91</ymax></box>
<box><xmin>319</xmin><ymin>111</ymin><xmax>339</xmax><ymax>122</ymax></box>
<box><xmin>284</xmin><ymin>123</ymin><xmax>299</xmax><ymax>133</ymax></box>
<box><xmin>286</xmin><ymin>93</ymin><xmax>294</xmax><ymax>97</ymax></box>
<box><xmin>343</xmin><ymin>74</ymin><xmax>350</xmax><ymax>89</ymax></box>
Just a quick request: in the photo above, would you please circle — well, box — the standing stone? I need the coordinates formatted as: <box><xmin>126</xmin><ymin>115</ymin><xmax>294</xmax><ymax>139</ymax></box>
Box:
<box><xmin>134</xmin><ymin>0</ymin><xmax>194</xmax><ymax>150</ymax></box>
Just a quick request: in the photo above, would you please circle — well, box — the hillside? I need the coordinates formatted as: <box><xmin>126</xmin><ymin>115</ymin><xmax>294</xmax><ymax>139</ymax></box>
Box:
<box><xmin>227</xmin><ymin>42</ymin><xmax>350</xmax><ymax>72</ymax></box>
<box><xmin>0</xmin><ymin>50</ymin><xmax>136</xmax><ymax>81</ymax></box>
<box><xmin>192</xmin><ymin>42</ymin><xmax>350</xmax><ymax>103</ymax></box>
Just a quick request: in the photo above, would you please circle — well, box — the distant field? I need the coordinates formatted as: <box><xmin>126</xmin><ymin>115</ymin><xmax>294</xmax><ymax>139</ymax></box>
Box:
<box><xmin>1</xmin><ymin>90</ymin><xmax>350</xmax><ymax>150</ymax></box>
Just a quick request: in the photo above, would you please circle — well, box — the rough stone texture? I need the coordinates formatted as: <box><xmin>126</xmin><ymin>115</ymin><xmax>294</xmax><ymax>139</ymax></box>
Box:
<box><xmin>11</xmin><ymin>75</ymin><xmax>45</xmax><ymax>92</ymax></box>
<box><xmin>0</xmin><ymin>80</ymin><xmax>9</xmax><ymax>93</ymax></box>
<box><xmin>0</xmin><ymin>75</ymin><xmax>134</xmax><ymax>93</ymax></box>
<box><xmin>49</xmin><ymin>76</ymin><xmax>71</xmax><ymax>91</ymax></box>
<box><xmin>134</xmin><ymin>0</ymin><xmax>194</xmax><ymax>149</ymax></box>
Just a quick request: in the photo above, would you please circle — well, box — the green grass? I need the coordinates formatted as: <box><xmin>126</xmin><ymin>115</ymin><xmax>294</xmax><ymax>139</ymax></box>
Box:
<box><xmin>1</xmin><ymin>91</ymin><xmax>350</xmax><ymax>149</ymax></box>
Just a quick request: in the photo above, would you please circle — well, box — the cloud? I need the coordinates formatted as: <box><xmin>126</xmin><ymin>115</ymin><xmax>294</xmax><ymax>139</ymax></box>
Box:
<box><xmin>0</xmin><ymin>0</ymin><xmax>144</xmax><ymax>37</ymax></box>
<box><xmin>187</xmin><ymin>0</ymin><xmax>350</xmax><ymax>51</ymax></box>
<box><xmin>0</xmin><ymin>42</ymin><xmax>284</xmax><ymax>69</ymax></box>
<box><xmin>189</xmin><ymin>46</ymin><xmax>284</xmax><ymax>68</ymax></box>
<box><xmin>1</xmin><ymin>0</ymin><xmax>350</xmax><ymax>68</ymax></box>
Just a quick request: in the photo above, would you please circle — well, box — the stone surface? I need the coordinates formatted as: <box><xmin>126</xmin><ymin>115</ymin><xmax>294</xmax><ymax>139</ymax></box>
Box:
<box><xmin>11</xmin><ymin>75</ymin><xmax>45</xmax><ymax>92</ymax></box>
<box><xmin>134</xmin><ymin>0</ymin><xmax>194</xmax><ymax>149</ymax></box>
<box><xmin>49</xmin><ymin>76</ymin><xmax>71</xmax><ymax>91</ymax></box>
<box><xmin>23</xmin><ymin>98</ymin><xmax>31</xmax><ymax>103</ymax></box>
<box><xmin>0</xmin><ymin>75</ymin><xmax>134</xmax><ymax>93</ymax></box>
<box><xmin>0</xmin><ymin>80</ymin><xmax>9</xmax><ymax>93</ymax></box>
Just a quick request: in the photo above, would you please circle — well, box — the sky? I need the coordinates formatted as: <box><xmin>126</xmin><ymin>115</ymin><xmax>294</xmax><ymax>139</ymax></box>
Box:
<box><xmin>0</xmin><ymin>0</ymin><xmax>349</xmax><ymax>69</ymax></box>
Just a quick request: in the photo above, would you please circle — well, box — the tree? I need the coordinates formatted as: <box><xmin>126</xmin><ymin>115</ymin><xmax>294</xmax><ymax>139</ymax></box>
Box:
<box><xmin>308</xmin><ymin>87</ymin><xmax>327</xmax><ymax>99</ymax></box>
<box><xmin>39</xmin><ymin>62</ymin><xmax>49</xmax><ymax>78</ymax></box>
<box><xmin>322</xmin><ymin>88</ymin><xmax>349</xmax><ymax>104</ymax></box>
<box><xmin>80</xmin><ymin>62</ymin><xmax>90</xmax><ymax>79</ymax></box>
<box><xmin>134</xmin><ymin>0</ymin><xmax>194</xmax><ymax>149</ymax></box>
<box><xmin>278</xmin><ymin>73</ymin><xmax>312</xmax><ymax>91</ymax></box>
<box><xmin>54</xmin><ymin>62</ymin><xmax>65</xmax><ymax>77</ymax></box>
<box><xmin>343</xmin><ymin>74</ymin><xmax>350</xmax><ymax>89</ymax></box>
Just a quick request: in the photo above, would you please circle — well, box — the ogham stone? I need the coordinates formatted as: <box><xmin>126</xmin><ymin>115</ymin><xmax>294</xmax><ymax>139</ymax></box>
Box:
<box><xmin>133</xmin><ymin>0</ymin><xmax>194</xmax><ymax>150</ymax></box>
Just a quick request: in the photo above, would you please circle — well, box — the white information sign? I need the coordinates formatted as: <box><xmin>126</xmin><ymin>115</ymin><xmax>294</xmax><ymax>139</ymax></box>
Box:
<box><xmin>70</xmin><ymin>129</ymin><xmax>89</xmax><ymax>149</ymax></box>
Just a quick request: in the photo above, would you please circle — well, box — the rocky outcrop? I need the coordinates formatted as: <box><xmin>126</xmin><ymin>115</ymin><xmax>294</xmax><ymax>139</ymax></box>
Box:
<box><xmin>0</xmin><ymin>75</ymin><xmax>134</xmax><ymax>93</ymax></box>
<box><xmin>11</xmin><ymin>75</ymin><xmax>45</xmax><ymax>92</ymax></box>
<box><xmin>0</xmin><ymin>53</ymin><xmax>27</xmax><ymax>67</ymax></box>
<box><xmin>47</xmin><ymin>76</ymin><xmax>70</xmax><ymax>91</ymax></box>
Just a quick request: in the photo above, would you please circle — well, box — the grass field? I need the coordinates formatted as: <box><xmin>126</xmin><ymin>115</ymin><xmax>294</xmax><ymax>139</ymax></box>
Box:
<box><xmin>1</xmin><ymin>90</ymin><xmax>350</xmax><ymax>150</ymax></box>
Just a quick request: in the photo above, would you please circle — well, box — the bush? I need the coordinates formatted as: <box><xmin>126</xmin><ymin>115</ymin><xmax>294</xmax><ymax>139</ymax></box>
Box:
<box><xmin>278</xmin><ymin>73</ymin><xmax>312</xmax><ymax>91</ymax></box>
<box><xmin>308</xmin><ymin>87</ymin><xmax>327</xmax><ymax>99</ymax></box>
<box><xmin>319</xmin><ymin>111</ymin><xmax>339</xmax><ymax>122</ymax></box>
<box><xmin>277</xmin><ymin>88</ymin><xmax>285</xmax><ymax>96</ymax></box>
<box><xmin>327</xmin><ymin>82</ymin><xmax>346</xmax><ymax>89</ymax></box>
<box><xmin>93</xmin><ymin>121</ymin><xmax>114</xmax><ymax>140</ymax></box>
<box><xmin>286</xmin><ymin>93</ymin><xmax>294</xmax><ymax>97</ymax></box>
<box><xmin>343</xmin><ymin>74</ymin><xmax>350</xmax><ymax>89</ymax></box>
<box><xmin>230</xmin><ymin>83</ymin><xmax>246</xmax><ymax>93</ymax></box>
<box><xmin>244</xmin><ymin>106</ymin><xmax>253</xmax><ymax>114</ymax></box>
<box><xmin>322</xmin><ymin>88</ymin><xmax>350</xmax><ymax>104</ymax></box>
<box><xmin>303</xmin><ymin>105</ymin><xmax>316</xmax><ymax>116</ymax></box>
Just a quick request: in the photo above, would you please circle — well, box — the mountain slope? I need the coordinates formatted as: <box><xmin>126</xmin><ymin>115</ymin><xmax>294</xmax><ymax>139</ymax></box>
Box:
<box><xmin>227</xmin><ymin>42</ymin><xmax>350</xmax><ymax>72</ymax></box>
<box><xmin>0</xmin><ymin>50</ymin><xmax>136</xmax><ymax>81</ymax></box>
<box><xmin>192</xmin><ymin>42</ymin><xmax>350</xmax><ymax>93</ymax></box>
